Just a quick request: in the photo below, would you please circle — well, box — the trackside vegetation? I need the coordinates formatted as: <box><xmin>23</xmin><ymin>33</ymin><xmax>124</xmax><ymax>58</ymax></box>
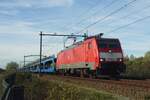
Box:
<box><xmin>125</xmin><ymin>51</ymin><xmax>150</xmax><ymax>79</ymax></box>
<box><xmin>0</xmin><ymin>74</ymin><xmax>4</xmax><ymax>97</ymax></box>
<box><xmin>0</xmin><ymin>70</ymin><xmax>6</xmax><ymax>97</ymax></box>
<box><xmin>15</xmin><ymin>73</ymin><xmax>117</xmax><ymax>100</ymax></box>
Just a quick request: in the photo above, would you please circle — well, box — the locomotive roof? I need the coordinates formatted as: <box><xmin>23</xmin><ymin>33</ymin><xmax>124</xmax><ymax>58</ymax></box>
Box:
<box><xmin>85</xmin><ymin>35</ymin><xmax>119</xmax><ymax>41</ymax></box>
<box><xmin>61</xmin><ymin>37</ymin><xmax>119</xmax><ymax>52</ymax></box>
<box><xmin>97</xmin><ymin>38</ymin><xmax>119</xmax><ymax>42</ymax></box>
<box><xmin>62</xmin><ymin>41</ymin><xmax>83</xmax><ymax>51</ymax></box>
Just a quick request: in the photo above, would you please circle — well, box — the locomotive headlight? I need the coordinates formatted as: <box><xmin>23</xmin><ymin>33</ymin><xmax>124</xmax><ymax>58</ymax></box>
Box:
<box><xmin>119</xmin><ymin>58</ymin><xmax>122</xmax><ymax>62</ymax></box>
<box><xmin>100</xmin><ymin>58</ymin><xmax>105</xmax><ymax>62</ymax></box>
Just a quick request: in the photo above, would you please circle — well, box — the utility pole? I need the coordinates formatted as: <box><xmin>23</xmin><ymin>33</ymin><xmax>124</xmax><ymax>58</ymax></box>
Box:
<box><xmin>40</xmin><ymin>31</ymin><xmax>43</xmax><ymax>74</ymax></box>
<box><xmin>24</xmin><ymin>56</ymin><xmax>25</xmax><ymax>67</ymax></box>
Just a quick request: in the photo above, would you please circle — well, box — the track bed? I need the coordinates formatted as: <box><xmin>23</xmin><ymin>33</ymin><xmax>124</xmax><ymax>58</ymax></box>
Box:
<box><xmin>39</xmin><ymin>74</ymin><xmax>150</xmax><ymax>100</ymax></box>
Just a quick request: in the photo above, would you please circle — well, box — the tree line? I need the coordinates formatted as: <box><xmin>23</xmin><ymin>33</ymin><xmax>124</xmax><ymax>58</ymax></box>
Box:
<box><xmin>124</xmin><ymin>51</ymin><xmax>150</xmax><ymax>78</ymax></box>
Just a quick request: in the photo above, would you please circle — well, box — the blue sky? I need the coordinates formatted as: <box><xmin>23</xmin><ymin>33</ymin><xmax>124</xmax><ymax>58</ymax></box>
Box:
<box><xmin>0</xmin><ymin>0</ymin><xmax>150</xmax><ymax>68</ymax></box>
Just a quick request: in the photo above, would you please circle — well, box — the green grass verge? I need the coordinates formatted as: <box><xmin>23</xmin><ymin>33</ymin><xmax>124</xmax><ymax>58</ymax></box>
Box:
<box><xmin>15</xmin><ymin>73</ymin><xmax>117</xmax><ymax>100</ymax></box>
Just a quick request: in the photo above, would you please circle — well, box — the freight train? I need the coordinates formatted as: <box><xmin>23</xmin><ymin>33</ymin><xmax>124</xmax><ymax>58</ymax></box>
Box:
<box><xmin>19</xmin><ymin>55</ymin><xmax>56</xmax><ymax>73</ymax></box>
<box><xmin>20</xmin><ymin>34</ymin><xmax>126</xmax><ymax>78</ymax></box>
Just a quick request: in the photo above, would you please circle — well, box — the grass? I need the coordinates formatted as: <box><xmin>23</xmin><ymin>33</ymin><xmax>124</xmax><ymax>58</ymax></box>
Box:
<box><xmin>1</xmin><ymin>72</ymin><xmax>149</xmax><ymax>100</ymax></box>
<box><xmin>145</xmin><ymin>95</ymin><xmax>150</xmax><ymax>100</ymax></box>
<box><xmin>15</xmin><ymin>73</ymin><xmax>118</xmax><ymax>100</ymax></box>
<box><xmin>45</xmin><ymin>80</ymin><xmax>117</xmax><ymax>100</ymax></box>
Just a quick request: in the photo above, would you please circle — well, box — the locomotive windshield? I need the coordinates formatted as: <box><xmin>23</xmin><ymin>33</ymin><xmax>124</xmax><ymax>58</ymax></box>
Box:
<box><xmin>108</xmin><ymin>44</ymin><xmax>120</xmax><ymax>48</ymax></box>
<box><xmin>98</xmin><ymin>39</ymin><xmax>120</xmax><ymax>49</ymax></box>
<box><xmin>99</xmin><ymin>43</ymin><xmax>107</xmax><ymax>48</ymax></box>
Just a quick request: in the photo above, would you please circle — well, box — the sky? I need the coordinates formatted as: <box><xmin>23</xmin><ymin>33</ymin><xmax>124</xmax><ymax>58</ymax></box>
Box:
<box><xmin>0</xmin><ymin>0</ymin><xmax>150</xmax><ymax>68</ymax></box>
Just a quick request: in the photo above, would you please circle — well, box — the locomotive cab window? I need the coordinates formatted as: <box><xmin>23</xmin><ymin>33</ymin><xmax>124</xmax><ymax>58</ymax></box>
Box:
<box><xmin>109</xmin><ymin>44</ymin><xmax>119</xmax><ymax>48</ymax></box>
<box><xmin>99</xmin><ymin>43</ymin><xmax>107</xmax><ymax>48</ymax></box>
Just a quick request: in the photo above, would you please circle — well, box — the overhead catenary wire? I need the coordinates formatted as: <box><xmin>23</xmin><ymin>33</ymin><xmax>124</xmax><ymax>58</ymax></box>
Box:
<box><xmin>75</xmin><ymin>0</ymin><xmax>138</xmax><ymax>34</ymax></box>
<box><xmin>63</xmin><ymin>0</ymin><xmax>121</xmax><ymax>44</ymax></box>
<box><xmin>77</xmin><ymin>0</ymin><xmax>103</xmax><ymax>19</ymax></box>
<box><xmin>75</xmin><ymin>0</ymin><xmax>120</xmax><ymax>26</ymax></box>
<box><xmin>102</xmin><ymin>4</ymin><xmax>150</xmax><ymax>27</ymax></box>
<box><xmin>60</xmin><ymin>0</ymin><xmax>103</xmax><ymax>31</ymax></box>
<box><xmin>107</xmin><ymin>15</ymin><xmax>150</xmax><ymax>33</ymax></box>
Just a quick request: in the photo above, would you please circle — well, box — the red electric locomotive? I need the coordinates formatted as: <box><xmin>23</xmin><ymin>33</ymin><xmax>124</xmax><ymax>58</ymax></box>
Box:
<box><xmin>56</xmin><ymin>34</ymin><xmax>126</xmax><ymax>77</ymax></box>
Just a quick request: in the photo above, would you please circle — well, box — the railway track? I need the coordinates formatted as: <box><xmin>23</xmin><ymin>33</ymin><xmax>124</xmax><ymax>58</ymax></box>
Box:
<box><xmin>59</xmin><ymin>75</ymin><xmax>150</xmax><ymax>89</ymax></box>
<box><xmin>39</xmin><ymin>74</ymin><xmax>150</xmax><ymax>100</ymax></box>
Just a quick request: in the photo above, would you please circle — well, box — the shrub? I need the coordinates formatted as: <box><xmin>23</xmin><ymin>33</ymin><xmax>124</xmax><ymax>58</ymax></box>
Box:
<box><xmin>125</xmin><ymin>55</ymin><xmax>150</xmax><ymax>79</ymax></box>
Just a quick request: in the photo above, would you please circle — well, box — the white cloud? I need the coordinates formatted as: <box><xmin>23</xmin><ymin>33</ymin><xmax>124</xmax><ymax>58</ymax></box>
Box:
<box><xmin>0</xmin><ymin>0</ymin><xmax>74</xmax><ymax>8</ymax></box>
<box><xmin>0</xmin><ymin>9</ymin><xmax>19</xmax><ymax>16</ymax></box>
<box><xmin>0</xmin><ymin>0</ymin><xmax>74</xmax><ymax>17</ymax></box>
<box><xmin>0</xmin><ymin>21</ymin><xmax>37</xmax><ymax>35</ymax></box>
